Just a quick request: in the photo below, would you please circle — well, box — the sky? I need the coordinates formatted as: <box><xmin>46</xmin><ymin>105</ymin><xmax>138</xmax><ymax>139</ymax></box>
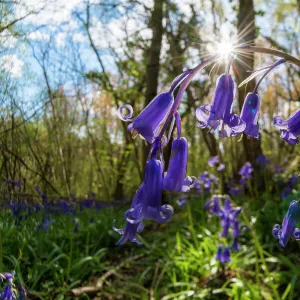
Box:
<box><xmin>0</xmin><ymin>0</ymin><xmax>298</xmax><ymax>117</ymax></box>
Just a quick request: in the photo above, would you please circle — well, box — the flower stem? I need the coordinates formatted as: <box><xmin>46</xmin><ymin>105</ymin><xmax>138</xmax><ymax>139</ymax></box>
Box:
<box><xmin>234</xmin><ymin>46</ymin><xmax>300</xmax><ymax>67</ymax></box>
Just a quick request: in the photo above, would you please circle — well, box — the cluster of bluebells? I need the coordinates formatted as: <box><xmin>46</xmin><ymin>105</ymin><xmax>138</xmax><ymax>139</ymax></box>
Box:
<box><xmin>114</xmin><ymin>71</ymin><xmax>195</xmax><ymax>245</ymax></box>
<box><xmin>192</xmin><ymin>172</ymin><xmax>219</xmax><ymax>194</ymax></box>
<box><xmin>208</xmin><ymin>156</ymin><xmax>225</xmax><ymax>172</ymax></box>
<box><xmin>227</xmin><ymin>162</ymin><xmax>254</xmax><ymax>197</ymax></box>
<box><xmin>204</xmin><ymin>196</ymin><xmax>242</xmax><ymax>264</ymax></box>
<box><xmin>273</xmin><ymin>200</ymin><xmax>300</xmax><ymax>247</ymax></box>
<box><xmin>0</xmin><ymin>272</ymin><xmax>26</xmax><ymax>300</ymax></box>
<box><xmin>1</xmin><ymin>182</ymin><xmax>103</xmax><ymax>233</ymax></box>
<box><xmin>115</xmin><ymin>52</ymin><xmax>299</xmax><ymax>245</ymax></box>
<box><xmin>195</xmin><ymin>58</ymin><xmax>300</xmax><ymax>145</ymax></box>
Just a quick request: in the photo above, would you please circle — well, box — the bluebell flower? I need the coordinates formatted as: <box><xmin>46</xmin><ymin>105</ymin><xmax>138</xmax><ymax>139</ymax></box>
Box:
<box><xmin>239</xmin><ymin>162</ymin><xmax>253</xmax><ymax>184</ymax></box>
<box><xmin>196</xmin><ymin>74</ymin><xmax>245</xmax><ymax>137</ymax></box>
<box><xmin>240</xmin><ymin>92</ymin><xmax>260</xmax><ymax>139</ymax></box>
<box><xmin>215</xmin><ymin>246</ymin><xmax>231</xmax><ymax>264</ymax></box>
<box><xmin>118</xmin><ymin>93</ymin><xmax>174</xmax><ymax>143</ymax></box>
<box><xmin>274</xmin><ymin>109</ymin><xmax>300</xmax><ymax>145</ymax></box>
<box><xmin>273</xmin><ymin>200</ymin><xmax>300</xmax><ymax>247</ymax></box>
<box><xmin>228</xmin><ymin>183</ymin><xmax>242</xmax><ymax>196</ymax></box>
<box><xmin>163</xmin><ymin>137</ymin><xmax>191</xmax><ymax>192</ymax></box>
<box><xmin>221</xmin><ymin>246</ymin><xmax>231</xmax><ymax>264</ymax></box>
<box><xmin>204</xmin><ymin>196</ymin><xmax>221</xmax><ymax>216</ymax></box>
<box><xmin>217</xmin><ymin>164</ymin><xmax>225</xmax><ymax>171</ymax></box>
<box><xmin>256</xmin><ymin>154</ymin><xmax>268</xmax><ymax>165</ymax></box>
<box><xmin>177</xmin><ymin>196</ymin><xmax>188</xmax><ymax>208</ymax></box>
<box><xmin>208</xmin><ymin>156</ymin><xmax>219</xmax><ymax>167</ymax></box>
<box><xmin>231</xmin><ymin>238</ymin><xmax>240</xmax><ymax>251</ymax></box>
<box><xmin>215</xmin><ymin>245</ymin><xmax>223</xmax><ymax>261</ymax></box>
<box><xmin>113</xmin><ymin>220</ymin><xmax>144</xmax><ymax>246</ymax></box>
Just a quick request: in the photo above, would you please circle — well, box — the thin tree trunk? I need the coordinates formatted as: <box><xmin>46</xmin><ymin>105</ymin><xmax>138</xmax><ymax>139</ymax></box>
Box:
<box><xmin>234</xmin><ymin>0</ymin><xmax>263</xmax><ymax>164</ymax></box>
<box><xmin>142</xmin><ymin>0</ymin><xmax>164</xmax><ymax>166</ymax></box>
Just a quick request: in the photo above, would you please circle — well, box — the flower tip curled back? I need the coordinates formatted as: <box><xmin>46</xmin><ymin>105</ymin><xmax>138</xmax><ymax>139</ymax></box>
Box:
<box><xmin>119</xmin><ymin>93</ymin><xmax>174</xmax><ymax>143</ymax></box>
<box><xmin>273</xmin><ymin>200</ymin><xmax>300</xmax><ymax>247</ymax></box>
<box><xmin>274</xmin><ymin>109</ymin><xmax>300</xmax><ymax>145</ymax></box>
<box><xmin>113</xmin><ymin>220</ymin><xmax>144</xmax><ymax>246</ymax></box>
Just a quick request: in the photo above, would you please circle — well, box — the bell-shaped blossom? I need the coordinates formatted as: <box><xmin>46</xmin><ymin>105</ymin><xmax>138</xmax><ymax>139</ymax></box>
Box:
<box><xmin>231</xmin><ymin>238</ymin><xmax>240</xmax><ymax>251</ymax></box>
<box><xmin>113</xmin><ymin>219</ymin><xmax>144</xmax><ymax>246</ymax></box>
<box><xmin>196</xmin><ymin>74</ymin><xmax>245</xmax><ymax>137</ymax></box>
<box><xmin>118</xmin><ymin>93</ymin><xmax>174</xmax><ymax>143</ymax></box>
<box><xmin>219</xmin><ymin>198</ymin><xmax>242</xmax><ymax>238</ymax></box>
<box><xmin>215</xmin><ymin>245</ymin><xmax>223</xmax><ymax>261</ymax></box>
<box><xmin>216</xmin><ymin>246</ymin><xmax>231</xmax><ymax>264</ymax></box>
<box><xmin>177</xmin><ymin>196</ymin><xmax>188</xmax><ymax>208</ymax></box>
<box><xmin>240</xmin><ymin>92</ymin><xmax>260</xmax><ymax>139</ymax></box>
<box><xmin>217</xmin><ymin>164</ymin><xmax>225</xmax><ymax>171</ymax></box>
<box><xmin>164</xmin><ymin>137</ymin><xmax>191</xmax><ymax>192</ymax></box>
<box><xmin>125</xmin><ymin>159</ymin><xmax>174</xmax><ymax>224</ymax></box>
<box><xmin>273</xmin><ymin>200</ymin><xmax>300</xmax><ymax>247</ymax></box>
<box><xmin>256</xmin><ymin>154</ymin><xmax>268</xmax><ymax>165</ymax></box>
<box><xmin>239</xmin><ymin>162</ymin><xmax>253</xmax><ymax>184</ymax></box>
<box><xmin>221</xmin><ymin>247</ymin><xmax>231</xmax><ymax>264</ymax></box>
<box><xmin>204</xmin><ymin>196</ymin><xmax>221</xmax><ymax>216</ymax></box>
<box><xmin>208</xmin><ymin>156</ymin><xmax>219</xmax><ymax>167</ymax></box>
<box><xmin>274</xmin><ymin>109</ymin><xmax>300</xmax><ymax>145</ymax></box>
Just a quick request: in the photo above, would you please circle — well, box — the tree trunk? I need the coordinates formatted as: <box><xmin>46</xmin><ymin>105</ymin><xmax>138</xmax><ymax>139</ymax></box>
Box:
<box><xmin>142</xmin><ymin>0</ymin><xmax>164</xmax><ymax>166</ymax></box>
<box><xmin>234</xmin><ymin>0</ymin><xmax>263</xmax><ymax>164</ymax></box>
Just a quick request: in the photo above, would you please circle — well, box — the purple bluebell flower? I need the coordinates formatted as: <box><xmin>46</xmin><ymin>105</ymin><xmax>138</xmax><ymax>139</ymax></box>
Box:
<box><xmin>231</xmin><ymin>238</ymin><xmax>240</xmax><ymax>251</ymax></box>
<box><xmin>0</xmin><ymin>272</ymin><xmax>16</xmax><ymax>300</ymax></box>
<box><xmin>215</xmin><ymin>245</ymin><xmax>223</xmax><ymax>261</ymax></box>
<box><xmin>216</xmin><ymin>246</ymin><xmax>231</xmax><ymax>264</ymax></box>
<box><xmin>204</xmin><ymin>196</ymin><xmax>221</xmax><ymax>216</ymax></box>
<box><xmin>196</xmin><ymin>74</ymin><xmax>245</xmax><ymax>137</ymax></box>
<box><xmin>113</xmin><ymin>219</ymin><xmax>144</xmax><ymax>246</ymax></box>
<box><xmin>208</xmin><ymin>156</ymin><xmax>219</xmax><ymax>167</ymax></box>
<box><xmin>228</xmin><ymin>183</ymin><xmax>242</xmax><ymax>196</ymax></box>
<box><xmin>273</xmin><ymin>200</ymin><xmax>300</xmax><ymax>247</ymax></box>
<box><xmin>163</xmin><ymin>137</ymin><xmax>191</xmax><ymax>192</ymax></box>
<box><xmin>177</xmin><ymin>196</ymin><xmax>188</xmax><ymax>208</ymax></box>
<box><xmin>118</xmin><ymin>93</ymin><xmax>173</xmax><ymax>143</ymax></box>
<box><xmin>240</xmin><ymin>92</ymin><xmax>260</xmax><ymax>139</ymax></box>
<box><xmin>221</xmin><ymin>246</ymin><xmax>231</xmax><ymax>264</ymax></box>
<box><xmin>140</xmin><ymin>158</ymin><xmax>174</xmax><ymax>222</ymax></box>
<box><xmin>274</xmin><ymin>109</ymin><xmax>300</xmax><ymax>145</ymax></box>
<box><xmin>274</xmin><ymin>164</ymin><xmax>284</xmax><ymax>174</ymax></box>
<box><xmin>217</xmin><ymin>164</ymin><xmax>225</xmax><ymax>171</ymax></box>
<box><xmin>256</xmin><ymin>154</ymin><xmax>268</xmax><ymax>165</ymax></box>
<box><xmin>239</xmin><ymin>162</ymin><xmax>253</xmax><ymax>184</ymax></box>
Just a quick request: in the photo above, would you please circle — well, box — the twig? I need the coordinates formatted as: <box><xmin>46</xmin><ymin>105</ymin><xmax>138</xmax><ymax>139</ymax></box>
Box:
<box><xmin>70</xmin><ymin>254</ymin><xmax>144</xmax><ymax>296</ymax></box>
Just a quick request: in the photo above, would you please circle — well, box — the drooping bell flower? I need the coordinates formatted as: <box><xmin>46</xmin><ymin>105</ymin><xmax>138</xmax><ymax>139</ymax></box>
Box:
<box><xmin>274</xmin><ymin>109</ymin><xmax>300</xmax><ymax>145</ymax></box>
<box><xmin>113</xmin><ymin>184</ymin><xmax>145</xmax><ymax>245</ymax></box>
<box><xmin>208</xmin><ymin>156</ymin><xmax>219</xmax><ymax>167</ymax></box>
<box><xmin>256</xmin><ymin>154</ymin><xmax>268</xmax><ymax>165</ymax></box>
<box><xmin>215</xmin><ymin>245</ymin><xmax>223</xmax><ymax>261</ymax></box>
<box><xmin>221</xmin><ymin>246</ymin><xmax>231</xmax><ymax>264</ymax></box>
<box><xmin>217</xmin><ymin>164</ymin><xmax>225</xmax><ymax>171</ymax></box>
<box><xmin>204</xmin><ymin>196</ymin><xmax>221</xmax><ymax>216</ymax></box>
<box><xmin>196</xmin><ymin>74</ymin><xmax>245</xmax><ymax>137</ymax></box>
<box><xmin>118</xmin><ymin>92</ymin><xmax>174</xmax><ymax>143</ymax></box>
<box><xmin>142</xmin><ymin>158</ymin><xmax>174</xmax><ymax>223</ymax></box>
<box><xmin>113</xmin><ymin>219</ymin><xmax>144</xmax><ymax>246</ymax></box>
<box><xmin>240</xmin><ymin>92</ymin><xmax>260</xmax><ymax>139</ymax></box>
<box><xmin>239</xmin><ymin>162</ymin><xmax>253</xmax><ymax>184</ymax></box>
<box><xmin>177</xmin><ymin>195</ymin><xmax>188</xmax><ymax>208</ymax></box>
<box><xmin>272</xmin><ymin>200</ymin><xmax>300</xmax><ymax>247</ymax></box>
<box><xmin>231</xmin><ymin>238</ymin><xmax>240</xmax><ymax>251</ymax></box>
<box><xmin>163</xmin><ymin>137</ymin><xmax>191</xmax><ymax>192</ymax></box>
